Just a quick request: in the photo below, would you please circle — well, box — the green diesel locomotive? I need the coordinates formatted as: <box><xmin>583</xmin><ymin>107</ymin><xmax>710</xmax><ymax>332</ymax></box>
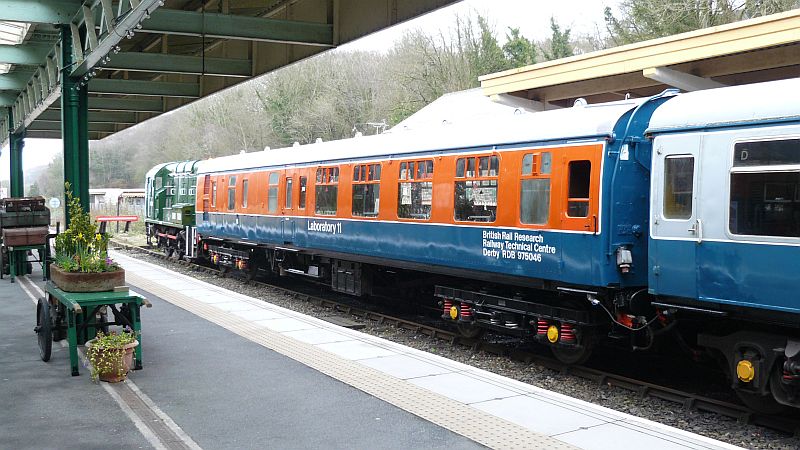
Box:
<box><xmin>144</xmin><ymin>160</ymin><xmax>198</xmax><ymax>257</ymax></box>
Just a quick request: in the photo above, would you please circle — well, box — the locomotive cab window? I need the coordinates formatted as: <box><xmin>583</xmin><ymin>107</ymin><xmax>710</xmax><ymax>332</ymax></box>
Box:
<box><xmin>211</xmin><ymin>181</ymin><xmax>217</xmax><ymax>207</ymax></box>
<box><xmin>455</xmin><ymin>155</ymin><xmax>498</xmax><ymax>222</ymax></box>
<box><xmin>398</xmin><ymin>160</ymin><xmax>433</xmax><ymax>220</ymax></box>
<box><xmin>730</xmin><ymin>138</ymin><xmax>800</xmax><ymax>238</ymax></box>
<box><xmin>352</xmin><ymin>163</ymin><xmax>381</xmax><ymax>217</ymax></box>
<box><xmin>663</xmin><ymin>156</ymin><xmax>694</xmax><ymax>220</ymax></box>
<box><xmin>227</xmin><ymin>176</ymin><xmax>236</xmax><ymax>211</ymax></box>
<box><xmin>520</xmin><ymin>152</ymin><xmax>551</xmax><ymax>225</ymax></box>
<box><xmin>315</xmin><ymin>167</ymin><xmax>339</xmax><ymax>215</ymax></box>
<box><xmin>566</xmin><ymin>160</ymin><xmax>590</xmax><ymax>218</ymax></box>
<box><xmin>267</xmin><ymin>173</ymin><xmax>279</xmax><ymax>213</ymax></box>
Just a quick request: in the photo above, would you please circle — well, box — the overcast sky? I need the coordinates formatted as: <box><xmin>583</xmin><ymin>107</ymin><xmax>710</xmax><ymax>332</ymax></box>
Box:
<box><xmin>1</xmin><ymin>0</ymin><xmax>618</xmax><ymax>185</ymax></box>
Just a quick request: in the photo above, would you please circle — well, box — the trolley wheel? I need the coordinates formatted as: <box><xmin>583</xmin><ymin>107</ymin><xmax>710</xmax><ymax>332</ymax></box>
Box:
<box><xmin>35</xmin><ymin>298</ymin><xmax>52</xmax><ymax>362</ymax></box>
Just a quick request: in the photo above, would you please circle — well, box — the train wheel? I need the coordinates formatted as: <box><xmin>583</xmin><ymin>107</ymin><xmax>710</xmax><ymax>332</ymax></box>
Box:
<box><xmin>736</xmin><ymin>389</ymin><xmax>787</xmax><ymax>415</ymax></box>
<box><xmin>457</xmin><ymin>323</ymin><xmax>485</xmax><ymax>339</ymax></box>
<box><xmin>36</xmin><ymin>298</ymin><xmax>52</xmax><ymax>362</ymax></box>
<box><xmin>551</xmin><ymin>332</ymin><xmax>595</xmax><ymax>365</ymax></box>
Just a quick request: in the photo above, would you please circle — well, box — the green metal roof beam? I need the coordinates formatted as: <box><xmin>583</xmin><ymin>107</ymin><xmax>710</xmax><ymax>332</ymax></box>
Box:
<box><xmin>0</xmin><ymin>0</ymin><xmax>81</xmax><ymax>24</ymax></box>
<box><xmin>37</xmin><ymin>109</ymin><xmax>138</xmax><ymax>124</ymax></box>
<box><xmin>0</xmin><ymin>92</ymin><xmax>16</xmax><ymax>107</ymax></box>
<box><xmin>0</xmin><ymin>72</ymin><xmax>32</xmax><ymax>90</ymax></box>
<box><xmin>70</xmin><ymin>0</ymin><xmax>163</xmax><ymax>77</ymax></box>
<box><xmin>88</xmin><ymin>79</ymin><xmax>200</xmax><ymax>97</ymax></box>
<box><xmin>87</xmin><ymin>97</ymin><xmax>163</xmax><ymax>112</ymax></box>
<box><xmin>0</xmin><ymin>43</ymin><xmax>53</xmax><ymax>65</ymax></box>
<box><xmin>105</xmin><ymin>52</ymin><xmax>251</xmax><ymax>77</ymax></box>
<box><xmin>142</xmin><ymin>9</ymin><xmax>333</xmax><ymax>46</ymax></box>
<box><xmin>28</xmin><ymin>120</ymin><xmax>116</xmax><ymax>133</ymax></box>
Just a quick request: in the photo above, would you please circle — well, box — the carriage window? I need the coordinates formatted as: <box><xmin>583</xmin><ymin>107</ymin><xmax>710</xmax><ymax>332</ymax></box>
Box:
<box><xmin>730</xmin><ymin>138</ymin><xmax>800</xmax><ymax>237</ymax></box>
<box><xmin>241</xmin><ymin>179</ymin><xmax>249</xmax><ymax>208</ymax></box>
<box><xmin>299</xmin><ymin>176</ymin><xmax>307</xmax><ymax>209</ymax></box>
<box><xmin>520</xmin><ymin>152</ymin><xmax>551</xmax><ymax>225</ymax></box>
<box><xmin>734</xmin><ymin>139</ymin><xmax>800</xmax><ymax>167</ymax></box>
<box><xmin>211</xmin><ymin>181</ymin><xmax>217</xmax><ymax>207</ymax></box>
<box><xmin>398</xmin><ymin>159</ymin><xmax>433</xmax><ymax>220</ymax></box>
<box><xmin>353</xmin><ymin>163</ymin><xmax>381</xmax><ymax>217</ymax></box>
<box><xmin>566</xmin><ymin>160</ymin><xmax>590</xmax><ymax>218</ymax></box>
<box><xmin>227</xmin><ymin>176</ymin><xmax>236</xmax><ymax>210</ymax></box>
<box><xmin>663</xmin><ymin>156</ymin><xmax>694</xmax><ymax>220</ymax></box>
<box><xmin>455</xmin><ymin>156</ymin><xmax>498</xmax><ymax>222</ymax></box>
<box><xmin>268</xmin><ymin>173</ymin><xmax>279</xmax><ymax>213</ymax></box>
<box><xmin>315</xmin><ymin>167</ymin><xmax>338</xmax><ymax>215</ymax></box>
<box><xmin>285</xmin><ymin>177</ymin><xmax>293</xmax><ymax>209</ymax></box>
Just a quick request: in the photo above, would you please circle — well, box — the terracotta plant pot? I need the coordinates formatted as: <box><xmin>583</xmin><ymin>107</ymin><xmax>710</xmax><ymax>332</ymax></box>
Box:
<box><xmin>85</xmin><ymin>339</ymin><xmax>139</xmax><ymax>383</ymax></box>
<box><xmin>50</xmin><ymin>264</ymin><xmax>125</xmax><ymax>292</ymax></box>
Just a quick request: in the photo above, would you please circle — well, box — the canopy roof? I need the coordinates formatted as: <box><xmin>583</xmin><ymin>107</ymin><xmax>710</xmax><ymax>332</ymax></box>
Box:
<box><xmin>0</xmin><ymin>0</ymin><xmax>459</xmax><ymax>145</ymax></box>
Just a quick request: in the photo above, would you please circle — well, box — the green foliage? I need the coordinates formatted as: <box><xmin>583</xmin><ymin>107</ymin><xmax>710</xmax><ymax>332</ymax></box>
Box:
<box><xmin>542</xmin><ymin>17</ymin><xmax>574</xmax><ymax>61</ymax></box>
<box><xmin>54</xmin><ymin>184</ymin><xmax>118</xmax><ymax>273</ymax></box>
<box><xmin>473</xmin><ymin>16</ymin><xmax>513</xmax><ymax>76</ymax></box>
<box><xmin>605</xmin><ymin>0</ymin><xmax>800</xmax><ymax>45</ymax></box>
<box><xmin>503</xmin><ymin>27</ymin><xmax>537</xmax><ymax>68</ymax></box>
<box><xmin>86</xmin><ymin>330</ymin><xmax>137</xmax><ymax>382</ymax></box>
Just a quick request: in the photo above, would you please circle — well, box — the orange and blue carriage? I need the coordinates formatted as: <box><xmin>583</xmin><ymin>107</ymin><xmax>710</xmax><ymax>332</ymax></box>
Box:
<box><xmin>147</xmin><ymin>78</ymin><xmax>800</xmax><ymax>411</ymax></box>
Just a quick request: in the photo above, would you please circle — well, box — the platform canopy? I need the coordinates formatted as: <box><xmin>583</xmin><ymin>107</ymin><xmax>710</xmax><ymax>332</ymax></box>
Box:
<box><xmin>0</xmin><ymin>0</ymin><xmax>460</xmax><ymax>143</ymax></box>
<box><xmin>480</xmin><ymin>9</ymin><xmax>800</xmax><ymax>109</ymax></box>
<box><xmin>0</xmin><ymin>0</ymin><xmax>458</xmax><ymax>218</ymax></box>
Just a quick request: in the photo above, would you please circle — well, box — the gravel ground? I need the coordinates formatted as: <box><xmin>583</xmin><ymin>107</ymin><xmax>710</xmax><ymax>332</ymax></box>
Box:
<box><xmin>116</xmin><ymin>246</ymin><xmax>800</xmax><ymax>449</ymax></box>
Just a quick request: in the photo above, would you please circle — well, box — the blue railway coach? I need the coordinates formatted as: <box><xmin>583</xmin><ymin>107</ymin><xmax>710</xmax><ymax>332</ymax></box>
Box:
<box><xmin>148</xmin><ymin>77</ymin><xmax>800</xmax><ymax>413</ymax></box>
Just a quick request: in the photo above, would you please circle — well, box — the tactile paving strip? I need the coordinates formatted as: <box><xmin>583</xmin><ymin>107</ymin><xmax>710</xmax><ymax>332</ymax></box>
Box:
<box><xmin>127</xmin><ymin>272</ymin><xmax>576</xmax><ymax>450</ymax></box>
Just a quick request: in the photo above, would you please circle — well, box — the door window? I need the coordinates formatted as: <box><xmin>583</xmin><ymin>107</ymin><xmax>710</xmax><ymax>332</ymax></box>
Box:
<box><xmin>663</xmin><ymin>156</ymin><xmax>695</xmax><ymax>220</ymax></box>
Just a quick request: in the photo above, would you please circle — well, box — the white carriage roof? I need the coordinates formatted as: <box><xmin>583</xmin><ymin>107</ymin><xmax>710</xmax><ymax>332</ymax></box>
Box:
<box><xmin>648</xmin><ymin>77</ymin><xmax>800</xmax><ymax>133</ymax></box>
<box><xmin>197</xmin><ymin>98</ymin><xmax>643</xmax><ymax>175</ymax></box>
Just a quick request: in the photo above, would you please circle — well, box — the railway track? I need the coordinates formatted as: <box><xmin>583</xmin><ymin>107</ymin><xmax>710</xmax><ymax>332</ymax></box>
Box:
<box><xmin>112</xmin><ymin>240</ymin><xmax>800</xmax><ymax>437</ymax></box>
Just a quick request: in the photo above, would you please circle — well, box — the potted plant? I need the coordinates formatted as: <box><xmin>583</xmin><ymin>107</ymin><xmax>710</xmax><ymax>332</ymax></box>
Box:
<box><xmin>51</xmin><ymin>184</ymin><xmax>125</xmax><ymax>292</ymax></box>
<box><xmin>85</xmin><ymin>330</ymin><xmax>139</xmax><ymax>382</ymax></box>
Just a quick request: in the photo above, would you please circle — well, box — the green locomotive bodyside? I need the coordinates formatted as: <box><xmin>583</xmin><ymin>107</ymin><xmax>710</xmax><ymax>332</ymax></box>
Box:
<box><xmin>145</xmin><ymin>160</ymin><xmax>199</xmax><ymax>228</ymax></box>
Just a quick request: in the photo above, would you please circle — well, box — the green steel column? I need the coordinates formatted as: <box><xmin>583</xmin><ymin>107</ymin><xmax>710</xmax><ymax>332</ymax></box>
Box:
<box><xmin>77</xmin><ymin>84</ymin><xmax>89</xmax><ymax>205</ymax></box>
<box><xmin>8</xmin><ymin>110</ymin><xmax>24</xmax><ymax>197</ymax></box>
<box><xmin>60</xmin><ymin>25</ymin><xmax>89</xmax><ymax>224</ymax></box>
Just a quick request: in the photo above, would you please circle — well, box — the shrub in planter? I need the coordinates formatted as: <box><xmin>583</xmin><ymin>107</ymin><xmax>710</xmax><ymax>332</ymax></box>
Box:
<box><xmin>85</xmin><ymin>330</ymin><xmax>138</xmax><ymax>382</ymax></box>
<box><xmin>52</xmin><ymin>184</ymin><xmax>123</xmax><ymax>291</ymax></box>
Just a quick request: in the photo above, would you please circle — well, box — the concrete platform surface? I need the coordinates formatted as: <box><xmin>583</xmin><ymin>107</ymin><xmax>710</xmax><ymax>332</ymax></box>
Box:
<box><xmin>0</xmin><ymin>252</ymin><xmax>746</xmax><ymax>450</ymax></box>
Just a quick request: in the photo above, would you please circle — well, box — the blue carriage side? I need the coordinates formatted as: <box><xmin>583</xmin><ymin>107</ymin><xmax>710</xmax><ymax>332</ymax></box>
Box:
<box><xmin>647</xmin><ymin>77</ymin><xmax>800</xmax><ymax>410</ymax></box>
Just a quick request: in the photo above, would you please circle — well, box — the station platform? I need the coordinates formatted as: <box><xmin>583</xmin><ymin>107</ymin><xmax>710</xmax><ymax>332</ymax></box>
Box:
<box><xmin>0</xmin><ymin>251</ymin><xmax>743</xmax><ymax>450</ymax></box>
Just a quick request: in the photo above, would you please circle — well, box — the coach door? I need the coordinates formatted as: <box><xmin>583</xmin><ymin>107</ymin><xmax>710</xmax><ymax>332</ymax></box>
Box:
<box><xmin>650</xmin><ymin>135</ymin><xmax>701</xmax><ymax>299</ymax></box>
<box><xmin>281</xmin><ymin>174</ymin><xmax>295</xmax><ymax>244</ymax></box>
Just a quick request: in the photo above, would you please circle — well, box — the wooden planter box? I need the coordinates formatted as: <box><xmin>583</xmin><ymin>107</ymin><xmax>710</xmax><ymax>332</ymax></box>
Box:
<box><xmin>50</xmin><ymin>264</ymin><xmax>125</xmax><ymax>292</ymax></box>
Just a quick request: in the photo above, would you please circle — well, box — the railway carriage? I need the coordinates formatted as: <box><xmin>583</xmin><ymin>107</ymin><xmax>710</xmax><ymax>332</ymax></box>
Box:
<box><xmin>145</xmin><ymin>77</ymin><xmax>800</xmax><ymax>412</ymax></box>
<box><xmin>647</xmin><ymin>78</ymin><xmax>800</xmax><ymax>412</ymax></box>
